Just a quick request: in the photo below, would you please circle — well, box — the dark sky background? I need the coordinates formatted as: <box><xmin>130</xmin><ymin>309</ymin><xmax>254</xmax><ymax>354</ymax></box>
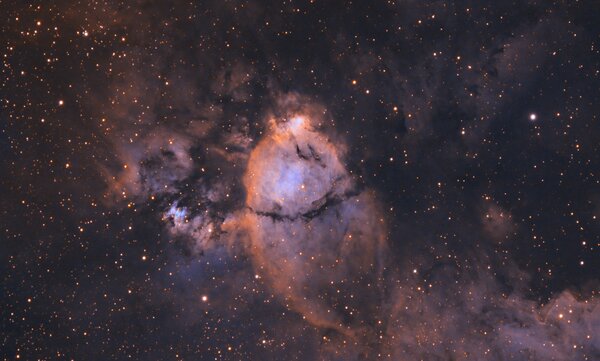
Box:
<box><xmin>1</xmin><ymin>1</ymin><xmax>599</xmax><ymax>360</ymax></box>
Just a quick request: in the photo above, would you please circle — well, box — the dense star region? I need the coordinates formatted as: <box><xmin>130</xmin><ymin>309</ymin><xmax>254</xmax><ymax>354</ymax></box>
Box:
<box><xmin>1</xmin><ymin>1</ymin><xmax>599</xmax><ymax>360</ymax></box>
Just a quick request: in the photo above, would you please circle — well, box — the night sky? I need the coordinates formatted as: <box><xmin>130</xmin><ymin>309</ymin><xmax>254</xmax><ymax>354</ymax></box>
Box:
<box><xmin>1</xmin><ymin>1</ymin><xmax>599</xmax><ymax>360</ymax></box>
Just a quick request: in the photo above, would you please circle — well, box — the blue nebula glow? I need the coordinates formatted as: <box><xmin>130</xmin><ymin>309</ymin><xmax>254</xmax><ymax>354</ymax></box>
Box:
<box><xmin>273</xmin><ymin>162</ymin><xmax>305</xmax><ymax>202</ymax></box>
<box><xmin>166</xmin><ymin>203</ymin><xmax>188</xmax><ymax>223</ymax></box>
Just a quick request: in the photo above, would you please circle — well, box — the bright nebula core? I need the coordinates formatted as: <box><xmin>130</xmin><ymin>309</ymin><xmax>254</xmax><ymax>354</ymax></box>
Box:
<box><xmin>245</xmin><ymin>115</ymin><xmax>351</xmax><ymax>218</ymax></box>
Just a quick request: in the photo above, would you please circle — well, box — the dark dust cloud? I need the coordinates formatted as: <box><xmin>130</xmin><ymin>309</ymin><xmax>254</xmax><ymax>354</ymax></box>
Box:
<box><xmin>1</xmin><ymin>1</ymin><xmax>599</xmax><ymax>360</ymax></box>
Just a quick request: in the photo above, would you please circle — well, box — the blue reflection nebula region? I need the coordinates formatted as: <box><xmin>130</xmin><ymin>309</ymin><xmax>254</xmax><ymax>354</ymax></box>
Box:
<box><xmin>273</xmin><ymin>162</ymin><xmax>305</xmax><ymax>203</ymax></box>
<box><xmin>166</xmin><ymin>203</ymin><xmax>188</xmax><ymax>224</ymax></box>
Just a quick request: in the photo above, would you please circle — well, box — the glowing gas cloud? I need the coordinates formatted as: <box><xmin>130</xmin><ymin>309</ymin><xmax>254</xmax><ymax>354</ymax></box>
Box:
<box><xmin>240</xmin><ymin>114</ymin><xmax>387</xmax><ymax>335</ymax></box>
<box><xmin>245</xmin><ymin>115</ymin><xmax>352</xmax><ymax>218</ymax></box>
<box><xmin>147</xmin><ymin>101</ymin><xmax>598</xmax><ymax>360</ymax></box>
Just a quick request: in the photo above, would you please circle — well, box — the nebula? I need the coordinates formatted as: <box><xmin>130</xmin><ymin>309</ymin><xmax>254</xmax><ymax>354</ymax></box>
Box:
<box><xmin>6</xmin><ymin>2</ymin><xmax>600</xmax><ymax>360</ymax></box>
<box><xmin>244</xmin><ymin>115</ymin><xmax>352</xmax><ymax>219</ymax></box>
<box><xmin>103</xmin><ymin>98</ymin><xmax>599</xmax><ymax>360</ymax></box>
<box><xmin>241</xmin><ymin>114</ymin><xmax>387</xmax><ymax>335</ymax></box>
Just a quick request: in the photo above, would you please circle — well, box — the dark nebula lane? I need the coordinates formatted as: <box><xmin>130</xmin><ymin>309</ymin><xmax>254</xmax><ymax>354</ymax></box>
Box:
<box><xmin>1</xmin><ymin>1</ymin><xmax>599</xmax><ymax>360</ymax></box>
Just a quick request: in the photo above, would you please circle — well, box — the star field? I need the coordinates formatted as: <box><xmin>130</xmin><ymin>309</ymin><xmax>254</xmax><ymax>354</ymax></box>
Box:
<box><xmin>1</xmin><ymin>1</ymin><xmax>599</xmax><ymax>360</ymax></box>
